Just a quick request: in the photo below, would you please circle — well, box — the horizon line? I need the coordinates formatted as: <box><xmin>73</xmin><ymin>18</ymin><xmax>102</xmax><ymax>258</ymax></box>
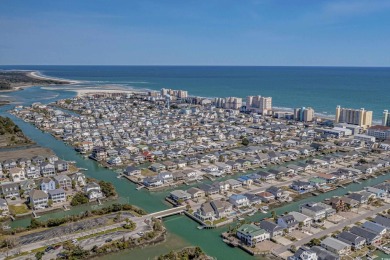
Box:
<box><xmin>1</xmin><ymin>64</ymin><xmax>390</xmax><ymax>68</ymax></box>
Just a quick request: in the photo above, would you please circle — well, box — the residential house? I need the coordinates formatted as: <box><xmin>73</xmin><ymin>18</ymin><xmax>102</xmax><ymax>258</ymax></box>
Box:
<box><xmin>186</xmin><ymin>187</ymin><xmax>205</xmax><ymax>199</ymax></box>
<box><xmin>311</xmin><ymin>246</ymin><xmax>340</xmax><ymax>260</ymax></box>
<box><xmin>291</xmin><ymin>180</ymin><xmax>314</xmax><ymax>193</ymax></box>
<box><xmin>71</xmin><ymin>172</ymin><xmax>87</xmax><ymax>187</ymax></box>
<box><xmin>288</xmin><ymin>247</ymin><xmax>318</xmax><ymax>260</ymax></box>
<box><xmin>259</xmin><ymin>220</ymin><xmax>284</xmax><ymax>237</ymax></box>
<box><xmin>349</xmin><ymin>226</ymin><xmax>382</xmax><ymax>245</ymax></box>
<box><xmin>299</xmin><ymin>202</ymin><xmax>327</xmax><ymax>221</ymax></box>
<box><xmin>229</xmin><ymin>194</ymin><xmax>250</xmax><ymax>208</ymax></box>
<box><xmin>320</xmin><ymin>237</ymin><xmax>351</xmax><ymax>255</ymax></box>
<box><xmin>29</xmin><ymin>189</ymin><xmax>49</xmax><ymax>209</ymax></box>
<box><xmin>54</xmin><ymin>160</ymin><xmax>69</xmax><ymax>172</ymax></box>
<box><xmin>9</xmin><ymin>167</ymin><xmax>26</xmax><ymax>182</ymax></box>
<box><xmin>0</xmin><ymin>199</ymin><xmax>9</xmax><ymax>216</ymax></box>
<box><xmin>48</xmin><ymin>188</ymin><xmax>66</xmax><ymax>203</ymax></box>
<box><xmin>0</xmin><ymin>183</ymin><xmax>19</xmax><ymax>198</ymax></box>
<box><xmin>266</xmin><ymin>186</ymin><xmax>283</xmax><ymax>198</ymax></box>
<box><xmin>277</xmin><ymin>215</ymin><xmax>299</xmax><ymax>232</ymax></box>
<box><xmin>40</xmin><ymin>162</ymin><xmax>55</xmax><ymax>177</ymax></box>
<box><xmin>84</xmin><ymin>182</ymin><xmax>104</xmax><ymax>200</ymax></box>
<box><xmin>54</xmin><ymin>175</ymin><xmax>72</xmax><ymax>190</ymax></box>
<box><xmin>289</xmin><ymin>211</ymin><xmax>312</xmax><ymax>227</ymax></box>
<box><xmin>39</xmin><ymin>178</ymin><xmax>56</xmax><ymax>192</ymax></box>
<box><xmin>362</xmin><ymin>221</ymin><xmax>387</xmax><ymax>236</ymax></box>
<box><xmin>336</xmin><ymin>231</ymin><xmax>366</xmax><ymax>250</ymax></box>
<box><xmin>124</xmin><ymin>166</ymin><xmax>141</xmax><ymax>176</ymax></box>
<box><xmin>169</xmin><ymin>190</ymin><xmax>191</xmax><ymax>202</ymax></box>
<box><xmin>236</xmin><ymin>224</ymin><xmax>270</xmax><ymax>246</ymax></box>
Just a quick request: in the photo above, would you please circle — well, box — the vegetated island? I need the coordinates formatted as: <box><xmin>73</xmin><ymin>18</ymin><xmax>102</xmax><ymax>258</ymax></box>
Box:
<box><xmin>0</xmin><ymin>116</ymin><xmax>34</xmax><ymax>148</ymax></box>
<box><xmin>156</xmin><ymin>247</ymin><xmax>213</xmax><ymax>260</ymax></box>
<box><xmin>0</xmin><ymin>70</ymin><xmax>71</xmax><ymax>91</ymax></box>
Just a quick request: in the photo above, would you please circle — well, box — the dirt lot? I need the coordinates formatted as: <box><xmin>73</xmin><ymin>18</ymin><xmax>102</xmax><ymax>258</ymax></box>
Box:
<box><xmin>0</xmin><ymin>146</ymin><xmax>53</xmax><ymax>161</ymax></box>
<box><xmin>253</xmin><ymin>240</ymin><xmax>281</xmax><ymax>253</ymax></box>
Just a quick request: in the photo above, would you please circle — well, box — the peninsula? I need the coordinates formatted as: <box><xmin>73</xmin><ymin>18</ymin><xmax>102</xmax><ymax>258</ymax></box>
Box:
<box><xmin>0</xmin><ymin>70</ymin><xmax>72</xmax><ymax>91</ymax></box>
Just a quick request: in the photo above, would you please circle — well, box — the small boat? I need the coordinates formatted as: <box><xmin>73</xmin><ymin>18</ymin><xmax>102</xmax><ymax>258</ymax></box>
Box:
<box><xmin>238</xmin><ymin>217</ymin><xmax>245</xmax><ymax>221</ymax></box>
<box><xmin>197</xmin><ymin>226</ymin><xmax>204</xmax><ymax>230</ymax></box>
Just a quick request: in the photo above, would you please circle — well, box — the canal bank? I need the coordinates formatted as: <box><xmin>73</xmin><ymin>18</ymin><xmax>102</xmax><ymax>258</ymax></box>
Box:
<box><xmin>1</xmin><ymin>86</ymin><xmax>390</xmax><ymax>259</ymax></box>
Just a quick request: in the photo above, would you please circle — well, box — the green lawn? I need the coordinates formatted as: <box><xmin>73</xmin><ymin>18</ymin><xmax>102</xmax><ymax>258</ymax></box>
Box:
<box><xmin>9</xmin><ymin>204</ymin><xmax>29</xmax><ymax>215</ymax></box>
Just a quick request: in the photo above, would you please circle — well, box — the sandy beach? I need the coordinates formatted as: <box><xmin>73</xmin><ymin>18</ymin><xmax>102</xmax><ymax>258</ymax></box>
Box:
<box><xmin>40</xmin><ymin>85</ymin><xmax>145</xmax><ymax>96</ymax></box>
<box><xmin>29</xmin><ymin>71</ymin><xmax>80</xmax><ymax>84</ymax></box>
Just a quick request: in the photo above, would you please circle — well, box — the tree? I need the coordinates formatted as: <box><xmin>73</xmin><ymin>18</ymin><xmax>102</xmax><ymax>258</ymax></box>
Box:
<box><xmin>35</xmin><ymin>251</ymin><xmax>44</xmax><ymax>260</ymax></box>
<box><xmin>309</xmin><ymin>238</ymin><xmax>321</xmax><ymax>247</ymax></box>
<box><xmin>242</xmin><ymin>138</ymin><xmax>249</xmax><ymax>146</ymax></box>
<box><xmin>99</xmin><ymin>180</ymin><xmax>116</xmax><ymax>197</ymax></box>
<box><xmin>70</xmin><ymin>192</ymin><xmax>88</xmax><ymax>206</ymax></box>
<box><xmin>48</xmin><ymin>199</ymin><xmax>53</xmax><ymax>207</ymax></box>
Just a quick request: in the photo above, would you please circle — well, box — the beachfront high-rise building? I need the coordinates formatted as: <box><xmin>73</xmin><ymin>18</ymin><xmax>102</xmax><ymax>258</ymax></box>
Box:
<box><xmin>294</xmin><ymin>107</ymin><xmax>315</xmax><ymax>122</ymax></box>
<box><xmin>213</xmin><ymin>97</ymin><xmax>242</xmax><ymax>110</ymax></box>
<box><xmin>382</xmin><ymin>110</ymin><xmax>390</xmax><ymax>127</ymax></box>
<box><xmin>335</xmin><ymin>105</ymin><xmax>372</xmax><ymax>128</ymax></box>
<box><xmin>160</xmin><ymin>88</ymin><xmax>188</xmax><ymax>99</ymax></box>
<box><xmin>246</xmin><ymin>95</ymin><xmax>272</xmax><ymax>114</ymax></box>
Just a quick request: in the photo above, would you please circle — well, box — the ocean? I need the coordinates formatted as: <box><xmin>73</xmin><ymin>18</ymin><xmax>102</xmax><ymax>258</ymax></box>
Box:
<box><xmin>1</xmin><ymin>65</ymin><xmax>390</xmax><ymax>121</ymax></box>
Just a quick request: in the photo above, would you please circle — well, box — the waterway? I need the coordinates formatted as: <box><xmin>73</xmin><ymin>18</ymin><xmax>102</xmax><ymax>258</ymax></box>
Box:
<box><xmin>1</xmin><ymin>86</ymin><xmax>389</xmax><ymax>259</ymax></box>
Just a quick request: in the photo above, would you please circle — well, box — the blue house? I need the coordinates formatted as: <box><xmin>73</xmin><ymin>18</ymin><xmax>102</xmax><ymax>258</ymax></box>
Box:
<box><xmin>39</xmin><ymin>178</ymin><xmax>56</xmax><ymax>192</ymax></box>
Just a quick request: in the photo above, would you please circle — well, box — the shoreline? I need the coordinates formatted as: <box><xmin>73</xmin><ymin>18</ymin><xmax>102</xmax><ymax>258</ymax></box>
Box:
<box><xmin>28</xmin><ymin>70</ymin><xmax>81</xmax><ymax>84</ymax></box>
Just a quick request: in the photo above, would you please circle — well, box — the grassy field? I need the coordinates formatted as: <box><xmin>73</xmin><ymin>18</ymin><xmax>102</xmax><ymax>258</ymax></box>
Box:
<box><xmin>9</xmin><ymin>204</ymin><xmax>29</xmax><ymax>215</ymax></box>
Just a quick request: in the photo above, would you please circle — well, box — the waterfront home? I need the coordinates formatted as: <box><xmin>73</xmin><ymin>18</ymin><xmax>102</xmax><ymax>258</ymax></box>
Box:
<box><xmin>108</xmin><ymin>156</ymin><xmax>123</xmax><ymax>166</ymax></box>
<box><xmin>195</xmin><ymin>203</ymin><xmax>216</xmax><ymax>222</ymax></box>
<box><xmin>311</xmin><ymin>246</ymin><xmax>340</xmax><ymax>260</ymax></box>
<box><xmin>290</xmin><ymin>180</ymin><xmax>313</xmax><ymax>193</ymax></box>
<box><xmin>186</xmin><ymin>187</ymin><xmax>205</xmax><ymax>199</ymax></box>
<box><xmin>347</xmin><ymin>192</ymin><xmax>372</xmax><ymax>205</ymax></box>
<box><xmin>40</xmin><ymin>162</ymin><xmax>55</xmax><ymax>177</ymax></box>
<box><xmin>211</xmin><ymin>200</ymin><xmax>233</xmax><ymax>219</ymax></box>
<box><xmin>29</xmin><ymin>189</ymin><xmax>49</xmax><ymax>210</ymax></box>
<box><xmin>124</xmin><ymin>166</ymin><xmax>141</xmax><ymax>176</ymax></box>
<box><xmin>365</xmin><ymin>186</ymin><xmax>386</xmax><ymax>198</ymax></box>
<box><xmin>320</xmin><ymin>237</ymin><xmax>351</xmax><ymax>255</ymax></box>
<box><xmin>289</xmin><ymin>211</ymin><xmax>312</xmax><ymax>227</ymax></box>
<box><xmin>71</xmin><ymin>172</ymin><xmax>86</xmax><ymax>187</ymax></box>
<box><xmin>299</xmin><ymin>202</ymin><xmax>326</xmax><ymax>222</ymax></box>
<box><xmin>158</xmin><ymin>171</ymin><xmax>174</xmax><ymax>183</ymax></box>
<box><xmin>288</xmin><ymin>247</ymin><xmax>317</xmax><ymax>260</ymax></box>
<box><xmin>9</xmin><ymin>167</ymin><xmax>26</xmax><ymax>182</ymax></box>
<box><xmin>362</xmin><ymin>221</ymin><xmax>387</xmax><ymax>236</ymax></box>
<box><xmin>195</xmin><ymin>199</ymin><xmax>232</xmax><ymax>222</ymax></box>
<box><xmin>84</xmin><ymin>182</ymin><xmax>104</xmax><ymax>200</ymax></box>
<box><xmin>266</xmin><ymin>186</ymin><xmax>283</xmax><ymax>198</ymax></box>
<box><xmin>54</xmin><ymin>160</ymin><xmax>69</xmax><ymax>172</ymax></box>
<box><xmin>143</xmin><ymin>176</ymin><xmax>163</xmax><ymax>187</ymax></box>
<box><xmin>336</xmin><ymin>231</ymin><xmax>366</xmax><ymax>250</ymax></box>
<box><xmin>277</xmin><ymin>215</ymin><xmax>299</xmax><ymax>232</ymax></box>
<box><xmin>54</xmin><ymin>175</ymin><xmax>72</xmax><ymax>190</ymax></box>
<box><xmin>39</xmin><ymin>178</ymin><xmax>56</xmax><ymax>192</ymax></box>
<box><xmin>169</xmin><ymin>190</ymin><xmax>191</xmax><ymax>202</ymax></box>
<box><xmin>0</xmin><ymin>183</ymin><xmax>19</xmax><ymax>198</ymax></box>
<box><xmin>31</xmin><ymin>156</ymin><xmax>45</xmax><ymax>165</ymax></box>
<box><xmin>0</xmin><ymin>199</ymin><xmax>9</xmax><ymax>216</ymax></box>
<box><xmin>349</xmin><ymin>226</ymin><xmax>382</xmax><ymax>245</ymax></box>
<box><xmin>236</xmin><ymin>224</ymin><xmax>270</xmax><ymax>246</ymax></box>
<box><xmin>257</xmin><ymin>191</ymin><xmax>275</xmax><ymax>202</ymax></box>
<box><xmin>48</xmin><ymin>188</ymin><xmax>66</xmax><ymax>203</ymax></box>
<box><xmin>259</xmin><ymin>220</ymin><xmax>284</xmax><ymax>237</ymax></box>
<box><xmin>229</xmin><ymin>194</ymin><xmax>250</xmax><ymax>208</ymax></box>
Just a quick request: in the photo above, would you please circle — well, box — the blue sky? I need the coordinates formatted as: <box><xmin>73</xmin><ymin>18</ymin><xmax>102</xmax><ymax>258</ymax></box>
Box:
<box><xmin>1</xmin><ymin>0</ymin><xmax>389</xmax><ymax>66</ymax></box>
